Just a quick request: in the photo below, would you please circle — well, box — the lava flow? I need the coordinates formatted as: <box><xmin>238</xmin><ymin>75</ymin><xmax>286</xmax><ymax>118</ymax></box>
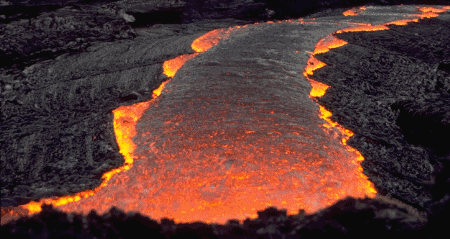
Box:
<box><xmin>343</xmin><ymin>6</ymin><xmax>367</xmax><ymax>16</ymax></box>
<box><xmin>2</xmin><ymin>4</ymin><xmax>449</xmax><ymax>226</ymax></box>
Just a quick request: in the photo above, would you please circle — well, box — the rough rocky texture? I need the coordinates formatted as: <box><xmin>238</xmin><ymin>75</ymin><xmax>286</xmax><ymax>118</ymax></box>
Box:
<box><xmin>0</xmin><ymin>0</ymin><xmax>268</xmax><ymax>210</ymax></box>
<box><xmin>0</xmin><ymin>196</ymin><xmax>433</xmax><ymax>239</ymax></box>
<box><xmin>3</xmin><ymin>0</ymin><xmax>448</xmax><ymax>73</ymax></box>
<box><xmin>0</xmin><ymin>0</ymin><xmax>137</xmax><ymax>75</ymax></box>
<box><xmin>1</xmin><ymin>0</ymin><xmax>450</xmax><ymax>238</ymax></box>
<box><xmin>310</xmin><ymin>16</ymin><xmax>450</xmax><ymax>237</ymax></box>
<box><xmin>311</xmin><ymin>20</ymin><xmax>450</xmax><ymax>208</ymax></box>
<box><xmin>0</xmin><ymin>30</ymin><xmax>204</xmax><ymax>207</ymax></box>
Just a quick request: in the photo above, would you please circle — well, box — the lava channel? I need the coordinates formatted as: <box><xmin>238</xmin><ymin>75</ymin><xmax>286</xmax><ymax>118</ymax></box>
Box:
<box><xmin>2</xmin><ymin>4</ymin><xmax>449</xmax><ymax>226</ymax></box>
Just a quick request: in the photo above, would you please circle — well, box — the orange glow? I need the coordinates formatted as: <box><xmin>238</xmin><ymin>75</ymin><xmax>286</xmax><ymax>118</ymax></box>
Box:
<box><xmin>303</xmin><ymin>55</ymin><xmax>326</xmax><ymax>76</ymax></box>
<box><xmin>112</xmin><ymin>101</ymin><xmax>152</xmax><ymax>166</ymax></box>
<box><xmin>313</xmin><ymin>34</ymin><xmax>348</xmax><ymax>55</ymax></box>
<box><xmin>343</xmin><ymin>6</ymin><xmax>367</xmax><ymax>16</ymax></box>
<box><xmin>303</xmin><ymin>39</ymin><xmax>358</xmax><ymax>146</ymax></box>
<box><xmin>413</xmin><ymin>11</ymin><xmax>439</xmax><ymax>18</ymax></box>
<box><xmin>336</xmin><ymin>24</ymin><xmax>389</xmax><ymax>33</ymax></box>
<box><xmin>190</xmin><ymin>25</ymin><xmax>255</xmax><ymax>53</ymax></box>
<box><xmin>300</xmin><ymin>17</ymin><xmax>385</xmax><ymax>210</ymax></box>
<box><xmin>318</xmin><ymin>106</ymin><xmax>355</xmax><ymax>145</ymax></box>
<box><xmin>419</xmin><ymin>6</ymin><xmax>449</xmax><ymax>13</ymax></box>
<box><xmin>343</xmin><ymin>9</ymin><xmax>359</xmax><ymax>16</ymax></box>
<box><xmin>385</xmin><ymin>18</ymin><xmax>419</xmax><ymax>25</ymax></box>
<box><xmin>191</xmin><ymin>28</ymin><xmax>232</xmax><ymax>53</ymax></box>
<box><xmin>163</xmin><ymin>54</ymin><xmax>199</xmax><ymax>78</ymax></box>
<box><xmin>166</xmin><ymin>25</ymin><xmax>238</xmax><ymax>78</ymax></box>
<box><xmin>410</xmin><ymin>6</ymin><xmax>450</xmax><ymax>19</ymax></box>
<box><xmin>308</xmin><ymin>78</ymin><xmax>330</xmax><ymax>97</ymax></box>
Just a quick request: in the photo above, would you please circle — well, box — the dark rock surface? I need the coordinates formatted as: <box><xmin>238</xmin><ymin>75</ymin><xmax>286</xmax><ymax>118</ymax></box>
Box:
<box><xmin>311</xmin><ymin>16</ymin><xmax>450</xmax><ymax>232</ymax></box>
<box><xmin>0</xmin><ymin>197</ymin><xmax>432</xmax><ymax>238</ymax></box>
<box><xmin>0</xmin><ymin>0</ymin><xmax>137</xmax><ymax>75</ymax></box>
<box><xmin>312</xmin><ymin>16</ymin><xmax>450</xmax><ymax>210</ymax></box>
<box><xmin>1</xmin><ymin>0</ymin><xmax>450</xmax><ymax>238</ymax></box>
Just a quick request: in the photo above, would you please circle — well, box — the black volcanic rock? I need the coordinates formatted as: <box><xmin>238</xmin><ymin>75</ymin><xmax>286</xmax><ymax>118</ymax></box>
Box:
<box><xmin>0</xmin><ymin>196</ymin><xmax>431</xmax><ymax>238</ymax></box>
<box><xmin>256</xmin><ymin>0</ymin><xmax>450</xmax><ymax>20</ymax></box>
<box><xmin>0</xmin><ymin>1</ymin><xmax>136</xmax><ymax>75</ymax></box>
<box><xmin>182</xmin><ymin>0</ymin><xmax>268</xmax><ymax>23</ymax></box>
<box><xmin>312</xmin><ymin>16</ymin><xmax>450</xmax><ymax>210</ymax></box>
<box><xmin>0</xmin><ymin>30</ymin><xmax>200</xmax><ymax>208</ymax></box>
<box><xmin>391</xmin><ymin>95</ymin><xmax>450</xmax><ymax>157</ymax></box>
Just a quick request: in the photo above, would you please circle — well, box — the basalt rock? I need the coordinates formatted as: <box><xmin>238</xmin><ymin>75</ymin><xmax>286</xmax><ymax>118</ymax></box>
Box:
<box><xmin>0</xmin><ymin>0</ymin><xmax>136</xmax><ymax>75</ymax></box>
<box><xmin>391</xmin><ymin>95</ymin><xmax>450</xmax><ymax>157</ymax></box>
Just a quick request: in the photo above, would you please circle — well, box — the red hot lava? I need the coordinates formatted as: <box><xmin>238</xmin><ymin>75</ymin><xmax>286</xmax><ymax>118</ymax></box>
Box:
<box><xmin>343</xmin><ymin>6</ymin><xmax>367</xmax><ymax>16</ymax></box>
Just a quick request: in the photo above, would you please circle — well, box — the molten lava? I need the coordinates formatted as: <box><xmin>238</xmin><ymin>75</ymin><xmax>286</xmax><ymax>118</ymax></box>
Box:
<box><xmin>405</xmin><ymin>6</ymin><xmax>450</xmax><ymax>19</ymax></box>
<box><xmin>385</xmin><ymin>18</ymin><xmax>419</xmax><ymax>26</ymax></box>
<box><xmin>336</xmin><ymin>24</ymin><xmax>389</xmax><ymax>33</ymax></box>
<box><xmin>163</xmin><ymin>54</ymin><xmax>199</xmax><ymax>78</ymax></box>
<box><xmin>113</xmin><ymin>29</ymin><xmax>378</xmax><ymax>224</ymax></box>
<box><xmin>313</xmin><ymin>34</ymin><xmax>348</xmax><ymax>55</ymax></box>
<box><xmin>191</xmin><ymin>28</ymin><xmax>233</xmax><ymax>53</ymax></box>
<box><xmin>343</xmin><ymin>6</ymin><xmax>367</xmax><ymax>16</ymax></box>
<box><xmin>2</xmin><ymin>4</ymin><xmax>449</xmax><ymax>226</ymax></box>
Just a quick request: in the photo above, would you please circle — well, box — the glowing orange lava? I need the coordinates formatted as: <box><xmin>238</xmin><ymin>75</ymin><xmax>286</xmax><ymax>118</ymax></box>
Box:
<box><xmin>337</xmin><ymin>5</ymin><xmax>449</xmax><ymax>32</ymax></box>
<box><xmin>307</xmin><ymin>78</ymin><xmax>330</xmax><ymax>98</ymax></box>
<box><xmin>163</xmin><ymin>54</ymin><xmax>199</xmax><ymax>78</ymax></box>
<box><xmin>410</xmin><ymin>5</ymin><xmax>450</xmax><ymax>18</ymax></box>
<box><xmin>343</xmin><ymin>6</ymin><xmax>367</xmax><ymax>16</ymax></box>
<box><xmin>336</xmin><ymin>24</ymin><xmax>389</xmax><ymax>33</ymax></box>
<box><xmin>343</xmin><ymin>10</ymin><xmax>358</xmax><ymax>16</ymax></box>
<box><xmin>302</xmin><ymin>34</ymin><xmax>374</xmax><ymax>193</ymax></box>
<box><xmin>191</xmin><ymin>28</ymin><xmax>232</xmax><ymax>53</ymax></box>
<box><xmin>304</xmin><ymin>56</ymin><xmax>327</xmax><ymax>75</ymax></box>
<box><xmin>385</xmin><ymin>18</ymin><xmax>419</xmax><ymax>26</ymax></box>
<box><xmin>313</xmin><ymin>34</ymin><xmax>348</xmax><ymax>55</ymax></box>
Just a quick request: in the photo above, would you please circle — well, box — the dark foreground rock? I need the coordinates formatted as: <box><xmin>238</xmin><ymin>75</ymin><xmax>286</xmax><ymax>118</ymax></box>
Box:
<box><xmin>0</xmin><ymin>196</ymin><xmax>433</xmax><ymax>239</ymax></box>
<box><xmin>1</xmin><ymin>0</ymin><xmax>450</xmax><ymax>238</ymax></box>
<box><xmin>310</xmin><ymin>15</ymin><xmax>450</xmax><ymax>238</ymax></box>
